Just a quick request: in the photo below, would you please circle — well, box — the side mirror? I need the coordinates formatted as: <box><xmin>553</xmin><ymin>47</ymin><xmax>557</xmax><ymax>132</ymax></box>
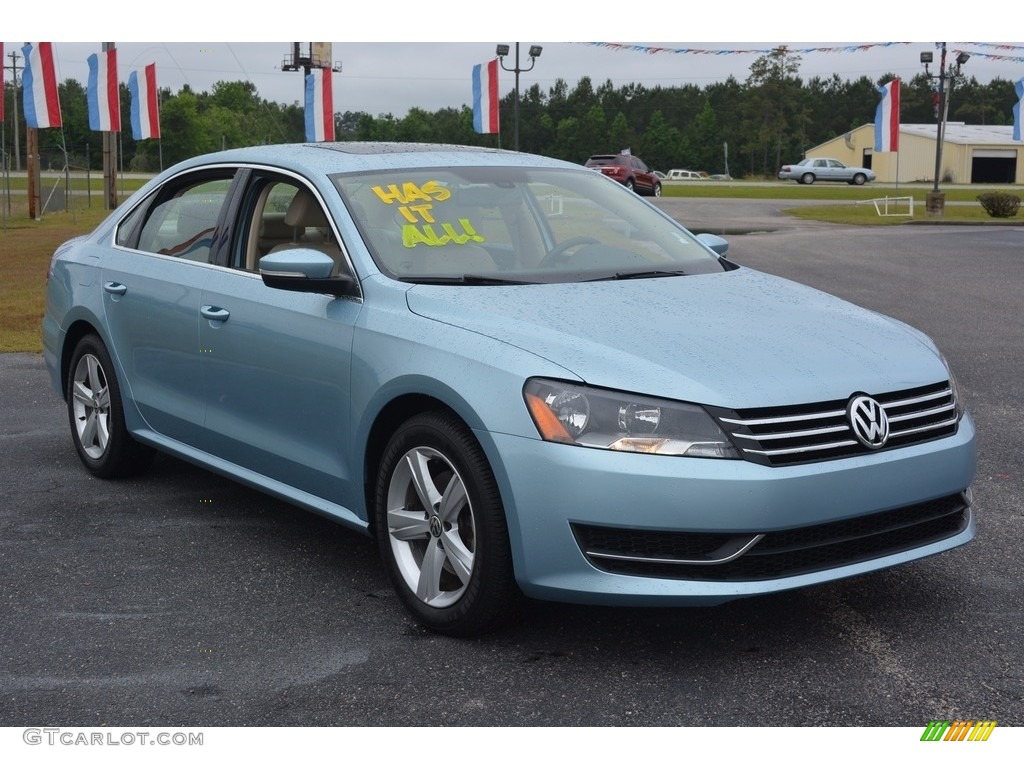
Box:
<box><xmin>696</xmin><ymin>233</ymin><xmax>729</xmax><ymax>257</ymax></box>
<box><xmin>259</xmin><ymin>249</ymin><xmax>356</xmax><ymax>297</ymax></box>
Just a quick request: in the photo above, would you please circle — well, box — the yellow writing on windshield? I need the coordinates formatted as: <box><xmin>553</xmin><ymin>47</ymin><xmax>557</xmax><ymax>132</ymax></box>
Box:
<box><xmin>372</xmin><ymin>180</ymin><xmax>486</xmax><ymax>248</ymax></box>
<box><xmin>397</xmin><ymin>204</ymin><xmax>436</xmax><ymax>223</ymax></box>
<box><xmin>372</xmin><ymin>181</ymin><xmax>451</xmax><ymax>205</ymax></box>
<box><xmin>402</xmin><ymin>220</ymin><xmax>486</xmax><ymax>248</ymax></box>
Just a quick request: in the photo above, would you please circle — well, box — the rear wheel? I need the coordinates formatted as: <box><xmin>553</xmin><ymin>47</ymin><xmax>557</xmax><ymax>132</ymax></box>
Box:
<box><xmin>66</xmin><ymin>335</ymin><xmax>154</xmax><ymax>478</ymax></box>
<box><xmin>800</xmin><ymin>173</ymin><xmax>815</xmax><ymax>185</ymax></box>
<box><xmin>653</xmin><ymin>183</ymin><xmax>662</xmax><ymax>197</ymax></box>
<box><xmin>375</xmin><ymin>411</ymin><xmax>518</xmax><ymax>636</ymax></box>
<box><xmin>625</xmin><ymin>179</ymin><xmax>635</xmax><ymax>192</ymax></box>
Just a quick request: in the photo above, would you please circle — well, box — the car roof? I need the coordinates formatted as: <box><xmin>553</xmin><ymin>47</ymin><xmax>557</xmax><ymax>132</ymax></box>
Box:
<box><xmin>166</xmin><ymin>142</ymin><xmax>581</xmax><ymax>179</ymax></box>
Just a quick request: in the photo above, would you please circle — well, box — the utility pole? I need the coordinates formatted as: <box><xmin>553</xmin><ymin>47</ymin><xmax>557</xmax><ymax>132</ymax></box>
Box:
<box><xmin>920</xmin><ymin>43</ymin><xmax>970</xmax><ymax>215</ymax></box>
<box><xmin>27</xmin><ymin>126</ymin><xmax>39</xmax><ymax>219</ymax></box>
<box><xmin>4</xmin><ymin>48</ymin><xmax>22</xmax><ymax>171</ymax></box>
<box><xmin>102</xmin><ymin>42</ymin><xmax>118</xmax><ymax>209</ymax></box>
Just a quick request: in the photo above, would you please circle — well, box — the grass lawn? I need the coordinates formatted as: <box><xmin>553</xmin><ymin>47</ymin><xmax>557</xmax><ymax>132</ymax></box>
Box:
<box><xmin>660</xmin><ymin>181</ymin><xmax>1014</xmax><ymax>203</ymax></box>
<box><xmin>663</xmin><ymin>181</ymin><xmax>1022</xmax><ymax>225</ymax></box>
<box><xmin>2</xmin><ymin>205</ymin><xmax>111</xmax><ymax>353</ymax></box>
<box><xmin>2</xmin><ymin>174</ymin><xmax>150</xmax><ymax>194</ymax></box>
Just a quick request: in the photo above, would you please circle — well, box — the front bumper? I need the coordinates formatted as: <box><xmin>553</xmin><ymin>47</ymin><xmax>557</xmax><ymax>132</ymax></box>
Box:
<box><xmin>480</xmin><ymin>413</ymin><xmax>976</xmax><ymax>606</ymax></box>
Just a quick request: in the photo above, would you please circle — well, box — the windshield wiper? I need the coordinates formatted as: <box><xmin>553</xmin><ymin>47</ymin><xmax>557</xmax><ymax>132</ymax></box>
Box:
<box><xmin>584</xmin><ymin>269</ymin><xmax>688</xmax><ymax>282</ymax></box>
<box><xmin>401</xmin><ymin>274</ymin><xmax>536</xmax><ymax>285</ymax></box>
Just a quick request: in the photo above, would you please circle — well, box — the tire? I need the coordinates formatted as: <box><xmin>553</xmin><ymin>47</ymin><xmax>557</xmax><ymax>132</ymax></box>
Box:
<box><xmin>66</xmin><ymin>334</ymin><xmax>154</xmax><ymax>478</ymax></box>
<box><xmin>852</xmin><ymin>173</ymin><xmax>867</xmax><ymax>186</ymax></box>
<box><xmin>374</xmin><ymin>411</ymin><xmax>519</xmax><ymax>636</ymax></box>
<box><xmin>653</xmin><ymin>183</ymin><xmax>662</xmax><ymax>197</ymax></box>
<box><xmin>625</xmin><ymin>179</ymin><xmax>636</xmax><ymax>192</ymax></box>
<box><xmin>800</xmin><ymin>173</ymin><xmax>815</xmax><ymax>185</ymax></box>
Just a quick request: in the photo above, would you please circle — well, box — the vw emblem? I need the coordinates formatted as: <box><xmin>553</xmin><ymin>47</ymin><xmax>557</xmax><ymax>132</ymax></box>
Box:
<box><xmin>428</xmin><ymin>515</ymin><xmax>443</xmax><ymax>538</ymax></box>
<box><xmin>847</xmin><ymin>395</ymin><xmax>890</xmax><ymax>449</ymax></box>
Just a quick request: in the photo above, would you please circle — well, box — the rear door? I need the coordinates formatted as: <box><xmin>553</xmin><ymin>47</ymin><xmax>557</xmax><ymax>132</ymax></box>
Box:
<box><xmin>631</xmin><ymin>156</ymin><xmax>657</xmax><ymax>193</ymax></box>
<box><xmin>815</xmin><ymin>158</ymin><xmax>839</xmax><ymax>181</ymax></box>
<box><xmin>102</xmin><ymin>169</ymin><xmax>237</xmax><ymax>444</ymax></box>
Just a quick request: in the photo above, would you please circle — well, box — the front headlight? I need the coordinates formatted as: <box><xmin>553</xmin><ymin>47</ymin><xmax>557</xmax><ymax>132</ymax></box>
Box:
<box><xmin>523</xmin><ymin>378</ymin><xmax>739</xmax><ymax>459</ymax></box>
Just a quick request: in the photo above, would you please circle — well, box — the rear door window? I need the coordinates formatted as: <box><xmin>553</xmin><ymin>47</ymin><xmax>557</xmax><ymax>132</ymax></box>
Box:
<box><xmin>130</xmin><ymin>174</ymin><xmax>235</xmax><ymax>263</ymax></box>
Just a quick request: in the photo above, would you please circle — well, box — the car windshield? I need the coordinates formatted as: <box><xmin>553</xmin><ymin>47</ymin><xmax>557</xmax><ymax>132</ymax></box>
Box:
<box><xmin>332</xmin><ymin>166</ymin><xmax>725</xmax><ymax>284</ymax></box>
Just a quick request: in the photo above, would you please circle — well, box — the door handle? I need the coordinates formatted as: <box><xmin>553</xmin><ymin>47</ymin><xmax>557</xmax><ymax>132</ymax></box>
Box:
<box><xmin>200</xmin><ymin>306</ymin><xmax>230</xmax><ymax>322</ymax></box>
<box><xmin>103</xmin><ymin>282</ymin><xmax>127</xmax><ymax>296</ymax></box>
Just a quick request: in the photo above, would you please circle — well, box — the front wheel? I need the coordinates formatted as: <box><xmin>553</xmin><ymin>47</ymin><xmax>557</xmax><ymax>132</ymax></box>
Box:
<box><xmin>374</xmin><ymin>411</ymin><xmax>518</xmax><ymax>636</ymax></box>
<box><xmin>66</xmin><ymin>334</ymin><xmax>154</xmax><ymax>478</ymax></box>
<box><xmin>852</xmin><ymin>173</ymin><xmax>867</xmax><ymax>185</ymax></box>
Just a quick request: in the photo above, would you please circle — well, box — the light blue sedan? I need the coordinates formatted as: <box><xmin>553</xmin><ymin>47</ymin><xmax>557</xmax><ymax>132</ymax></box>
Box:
<box><xmin>778</xmin><ymin>157</ymin><xmax>876</xmax><ymax>185</ymax></box>
<box><xmin>43</xmin><ymin>143</ymin><xmax>975</xmax><ymax>635</ymax></box>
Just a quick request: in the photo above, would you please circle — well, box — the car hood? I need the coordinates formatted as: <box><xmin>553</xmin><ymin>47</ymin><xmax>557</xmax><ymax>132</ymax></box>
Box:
<box><xmin>405</xmin><ymin>269</ymin><xmax>947</xmax><ymax>408</ymax></box>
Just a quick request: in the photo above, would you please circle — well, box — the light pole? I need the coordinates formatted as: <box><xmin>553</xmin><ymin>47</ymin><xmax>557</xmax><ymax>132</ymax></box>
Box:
<box><xmin>921</xmin><ymin>44</ymin><xmax>969</xmax><ymax>214</ymax></box>
<box><xmin>496</xmin><ymin>43</ymin><xmax>542</xmax><ymax>152</ymax></box>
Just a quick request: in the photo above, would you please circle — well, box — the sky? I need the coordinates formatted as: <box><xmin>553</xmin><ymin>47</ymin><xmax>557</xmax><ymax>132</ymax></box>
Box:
<box><xmin>7</xmin><ymin>3</ymin><xmax>1024</xmax><ymax>118</ymax></box>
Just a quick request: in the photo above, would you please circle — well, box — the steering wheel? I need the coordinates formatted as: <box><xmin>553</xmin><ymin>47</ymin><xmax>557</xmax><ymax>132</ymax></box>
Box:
<box><xmin>537</xmin><ymin>236</ymin><xmax>599</xmax><ymax>268</ymax></box>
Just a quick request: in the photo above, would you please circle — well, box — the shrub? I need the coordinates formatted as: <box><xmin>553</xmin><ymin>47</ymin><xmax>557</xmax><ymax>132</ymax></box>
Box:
<box><xmin>977</xmin><ymin>192</ymin><xmax>1020</xmax><ymax>218</ymax></box>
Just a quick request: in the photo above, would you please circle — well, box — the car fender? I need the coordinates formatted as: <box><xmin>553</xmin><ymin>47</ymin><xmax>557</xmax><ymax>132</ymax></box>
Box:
<box><xmin>348</xmin><ymin>296</ymin><xmax>578</xmax><ymax>526</ymax></box>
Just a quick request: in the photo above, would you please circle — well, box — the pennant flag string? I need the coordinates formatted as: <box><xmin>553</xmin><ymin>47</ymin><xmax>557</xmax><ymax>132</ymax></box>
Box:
<box><xmin>579</xmin><ymin>42</ymin><xmax>914</xmax><ymax>57</ymax></box>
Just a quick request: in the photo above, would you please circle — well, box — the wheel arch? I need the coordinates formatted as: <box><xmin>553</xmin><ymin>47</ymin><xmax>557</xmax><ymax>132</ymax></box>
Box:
<box><xmin>59</xmin><ymin>320</ymin><xmax>105</xmax><ymax>401</ymax></box>
<box><xmin>361</xmin><ymin>392</ymin><xmax>478</xmax><ymax>536</ymax></box>
<box><xmin>58</xmin><ymin>318</ymin><xmax>149</xmax><ymax>437</ymax></box>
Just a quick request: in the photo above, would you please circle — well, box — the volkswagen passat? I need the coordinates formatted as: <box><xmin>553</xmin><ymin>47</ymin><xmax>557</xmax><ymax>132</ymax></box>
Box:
<box><xmin>43</xmin><ymin>143</ymin><xmax>975</xmax><ymax>636</ymax></box>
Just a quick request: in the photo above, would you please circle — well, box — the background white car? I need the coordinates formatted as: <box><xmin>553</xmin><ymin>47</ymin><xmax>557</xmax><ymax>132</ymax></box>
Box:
<box><xmin>667</xmin><ymin>169</ymin><xmax>708</xmax><ymax>180</ymax></box>
<box><xmin>779</xmin><ymin>157</ymin><xmax>875</xmax><ymax>185</ymax></box>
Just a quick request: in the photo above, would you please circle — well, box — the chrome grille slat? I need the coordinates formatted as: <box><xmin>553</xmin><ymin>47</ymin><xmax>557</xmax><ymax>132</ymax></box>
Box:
<box><xmin>743</xmin><ymin>439</ymin><xmax>859</xmax><ymax>457</ymax></box>
<box><xmin>891</xmin><ymin>416</ymin><xmax>959</xmax><ymax>438</ymax></box>
<box><xmin>711</xmin><ymin>381</ymin><xmax>959</xmax><ymax>467</ymax></box>
<box><xmin>880</xmin><ymin>387</ymin><xmax>952</xmax><ymax>409</ymax></box>
<box><xmin>720</xmin><ymin>408</ymin><xmax>845</xmax><ymax>427</ymax></box>
<box><xmin>888</xmin><ymin>403</ymin><xmax>955</xmax><ymax>423</ymax></box>
<box><xmin>733</xmin><ymin>424</ymin><xmax>849</xmax><ymax>442</ymax></box>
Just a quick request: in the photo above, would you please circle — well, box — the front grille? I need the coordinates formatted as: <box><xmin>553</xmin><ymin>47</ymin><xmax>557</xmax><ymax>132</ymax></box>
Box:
<box><xmin>572</xmin><ymin>492</ymin><xmax>970</xmax><ymax>581</ymax></box>
<box><xmin>708</xmin><ymin>381</ymin><xmax>959</xmax><ymax>467</ymax></box>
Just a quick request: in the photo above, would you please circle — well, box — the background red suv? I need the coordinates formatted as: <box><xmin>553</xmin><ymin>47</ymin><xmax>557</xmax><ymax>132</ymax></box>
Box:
<box><xmin>585</xmin><ymin>153</ymin><xmax>662</xmax><ymax>196</ymax></box>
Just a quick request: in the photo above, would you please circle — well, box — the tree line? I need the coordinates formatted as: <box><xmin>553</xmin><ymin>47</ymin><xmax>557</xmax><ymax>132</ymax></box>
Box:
<box><xmin>3</xmin><ymin>48</ymin><xmax>1019</xmax><ymax>178</ymax></box>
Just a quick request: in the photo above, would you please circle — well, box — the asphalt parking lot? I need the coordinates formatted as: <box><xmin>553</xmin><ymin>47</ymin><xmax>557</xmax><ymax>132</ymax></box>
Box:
<box><xmin>1</xmin><ymin>204</ymin><xmax>1021</xmax><ymax>727</ymax></box>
